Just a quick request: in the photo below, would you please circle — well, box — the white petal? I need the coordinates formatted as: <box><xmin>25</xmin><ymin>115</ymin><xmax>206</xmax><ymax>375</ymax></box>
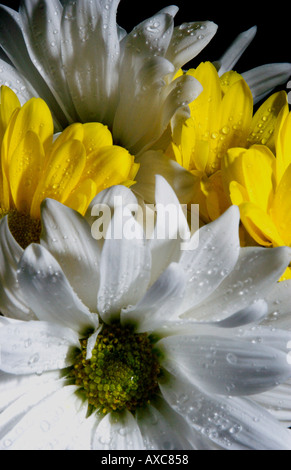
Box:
<box><xmin>113</xmin><ymin>56</ymin><xmax>174</xmax><ymax>153</ymax></box>
<box><xmin>136</xmin><ymin>402</ymin><xmax>192</xmax><ymax>450</ymax></box>
<box><xmin>137</xmin><ymin>396</ymin><xmax>215</xmax><ymax>450</ymax></box>
<box><xmin>148</xmin><ymin>175</ymin><xmax>190</xmax><ymax>284</ymax></box>
<box><xmin>121</xmin><ymin>263</ymin><xmax>186</xmax><ymax>331</ymax></box>
<box><xmin>166</xmin><ymin>21</ymin><xmax>218</xmax><ymax>72</ymax></box>
<box><xmin>19</xmin><ymin>0</ymin><xmax>77</xmax><ymax>124</ymax></box>
<box><xmin>215</xmin><ymin>26</ymin><xmax>257</xmax><ymax>76</ymax></box>
<box><xmin>85</xmin><ymin>184</ymin><xmax>139</xmax><ymax>226</ymax></box>
<box><xmin>122</xmin><ymin>9</ymin><xmax>175</xmax><ymax>59</ymax></box>
<box><xmin>134</xmin><ymin>150</ymin><xmax>196</xmax><ymax>204</ymax></box>
<box><xmin>156</xmin><ymin>5</ymin><xmax>179</xmax><ymax>18</ymax></box>
<box><xmin>178</xmin><ymin>206</ymin><xmax>240</xmax><ymax>316</ymax></box>
<box><xmin>242</xmin><ymin>63</ymin><xmax>291</xmax><ymax>103</ymax></box>
<box><xmin>93</xmin><ymin>410</ymin><xmax>145</xmax><ymax>450</ymax></box>
<box><xmin>0</xmin><ymin>385</ymin><xmax>86</xmax><ymax>450</ymax></box>
<box><xmin>0</xmin><ymin>317</ymin><xmax>79</xmax><ymax>375</ymax></box>
<box><xmin>114</xmin><ymin>58</ymin><xmax>201</xmax><ymax>154</ymax></box>
<box><xmin>86</xmin><ymin>325</ymin><xmax>103</xmax><ymax>360</ymax></box>
<box><xmin>210</xmin><ymin>299</ymin><xmax>268</xmax><ymax>328</ymax></box>
<box><xmin>158</xmin><ymin>331</ymin><xmax>291</xmax><ymax>396</ymax></box>
<box><xmin>0</xmin><ymin>4</ymin><xmax>66</xmax><ymax>129</ymax></box>
<box><xmin>17</xmin><ymin>243</ymin><xmax>99</xmax><ymax>333</ymax></box>
<box><xmin>185</xmin><ymin>246</ymin><xmax>291</xmax><ymax>322</ymax></box>
<box><xmin>41</xmin><ymin>199</ymin><xmax>101</xmax><ymax>313</ymax></box>
<box><xmin>252</xmin><ymin>379</ymin><xmax>291</xmax><ymax>425</ymax></box>
<box><xmin>165</xmin><ymin>299</ymin><xmax>268</xmax><ymax>332</ymax></box>
<box><xmin>0</xmin><ymin>375</ymin><xmax>65</xmax><ymax>442</ymax></box>
<box><xmin>97</xmin><ymin>206</ymin><xmax>151</xmax><ymax>324</ymax></box>
<box><xmin>264</xmin><ymin>279</ymin><xmax>291</xmax><ymax>330</ymax></box>
<box><xmin>0</xmin><ymin>369</ymin><xmax>61</xmax><ymax>413</ymax></box>
<box><xmin>66</xmin><ymin>412</ymin><xmax>98</xmax><ymax>450</ymax></box>
<box><xmin>159</xmin><ymin>374</ymin><xmax>291</xmax><ymax>450</ymax></box>
<box><xmin>0</xmin><ymin>58</ymin><xmax>37</xmax><ymax>104</ymax></box>
<box><xmin>0</xmin><ymin>217</ymin><xmax>33</xmax><ymax>320</ymax></box>
<box><xmin>61</xmin><ymin>0</ymin><xmax>120</xmax><ymax>125</ymax></box>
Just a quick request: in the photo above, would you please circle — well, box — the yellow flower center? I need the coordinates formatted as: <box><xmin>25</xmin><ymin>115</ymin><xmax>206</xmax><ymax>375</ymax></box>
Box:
<box><xmin>0</xmin><ymin>209</ymin><xmax>41</xmax><ymax>249</ymax></box>
<box><xmin>72</xmin><ymin>324</ymin><xmax>161</xmax><ymax>414</ymax></box>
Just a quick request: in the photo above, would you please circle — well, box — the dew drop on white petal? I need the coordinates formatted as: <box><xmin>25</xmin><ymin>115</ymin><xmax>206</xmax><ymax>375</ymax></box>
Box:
<box><xmin>98</xmin><ymin>435</ymin><xmax>111</xmax><ymax>446</ymax></box>
<box><xmin>24</xmin><ymin>338</ymin><xmax>32</xmax><ymax>348</ymax></box>
<box><xmin>226</xmin><ymin>353</ymin><xmax>238</xmax><ymax>365</ymax></box>
<box><xmin>28</xmin><ymin>353</ymin><xmax>40</xmax><ymax>365</ymax></box>
<box><xmin>3</xmin><ymin>439</ymin><xmax>12</xmax><ymax>448</ymax></box>
<box><xmin>40</xmin><ymin>420</ymin><xmax>51</xmax><ymax>433</ymax></box>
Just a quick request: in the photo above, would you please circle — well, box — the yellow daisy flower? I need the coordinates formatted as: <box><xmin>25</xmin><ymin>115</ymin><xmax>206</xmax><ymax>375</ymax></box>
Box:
<box><xmin>0</xmin><ymin>86</ymin><xmax>138</xmax><ymax>248</ymax></box>
<box><xmin>221</xmin><ymin>99</ymin><xmax>291</xmax><ymax>279</ymax></box>
<box><xmin>167</xmin><ymin>62</ymin><xmax>287</xmax><ymax>223</ymax></box>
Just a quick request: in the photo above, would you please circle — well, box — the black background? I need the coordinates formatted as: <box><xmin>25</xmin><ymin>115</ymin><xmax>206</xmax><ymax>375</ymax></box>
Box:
<box><xmin>1</xmin><ymin>0</ymin><xmax>291</xmax><ymax>76</ymax></box>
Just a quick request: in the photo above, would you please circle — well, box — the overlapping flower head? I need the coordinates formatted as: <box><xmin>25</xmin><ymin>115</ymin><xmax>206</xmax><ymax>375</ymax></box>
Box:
<box><xmin>167</xmin><ymin>62</ymin><xmax>289</xmax><ymax>223</ymax></box>
<box><xmin>222</xmin><ymin>100</ymin><xmax>291</xmax><ymax>280</ymax></box>
<box><xmin>0</xmin><ymin>0</ymin><xmax>212</xmax><ymax>151</ymax></box>
<box><xmin>1</xmin><ymin>177</ymin><xmax>291</xmax><ymax>450</ymax></box>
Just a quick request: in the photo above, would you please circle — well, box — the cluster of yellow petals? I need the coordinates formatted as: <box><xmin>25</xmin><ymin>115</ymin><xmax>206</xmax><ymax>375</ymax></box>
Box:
<box><xmin>167</xmin><ymin>62</ymin><xmax>287</xmax><ymax>224</ymax></box>
<box><xmin>167</xmin><ymin>61</ymin><xmax>291</xmax><ymax>278</ymax></box>
<box><xmin>0</xmin><ymin>86</ymin><xmax>138</xmax><ymax>221</ymax></box>
<box><xmin>223</xmin><ymin>102</ymin><xmax>291</xmax><ymax>279</ymax></box>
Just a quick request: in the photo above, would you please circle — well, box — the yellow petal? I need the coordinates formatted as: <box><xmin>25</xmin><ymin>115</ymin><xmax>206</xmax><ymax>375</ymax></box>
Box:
<box><xmin>220</xmin><ymin>70</ymin><xmax>244</xmax><ymax>94</ymax></box>
<box><xmin>9</xmin><ymin>130</ymin><xmax>45</xmax><ymax>213</ymax></box>
<box><xmin>222</xmin><ymin>147</ymin><xmax>246</xmax><ymax>194</ymax></box>
<box><xmin>6</xmin><ymin>97</ymin><xmax>54</xmax><ymax>161</ymax></box>
<box><xmin>0</xmin><ymin>165</ymin><xmax>10</xmax><ymax>211</ymax></box>
<box><xmin>274</xmin><ymin>106</ymin><xmax>291</xmax><ymax>183</ymax></box>
<box><xmin>180</xmin><ymin>118</ymin><xmax>195</xmax><ymax>171</ymax></box>
<box><xmin>187</xmin><ymin>62</ymin><xmax>222</xmax><ymax>138</ymax></box>
<box><xmin>30</xmin><ymin>139</ymin><xmax>86</xmax><ymax>218</ymax></box>
<box><xmin>279</xmin><ymin>267</ymin><xmax>291</xmax><ymax>282</ymax></box>
<box><xmin>247</xmin><ymin>91</ymin><xmax>288</xmax><ymax>152</ymax></box>
<box><xmin>127</xmin><ymin>160</ymin><xmax>140</xmax><ymax>181</ymax></box>
<box><xmin>270</xmin><ymin>162</ymin><xmax>291</xmax><ymax>246</ymax></box>
<box><xmin>229</xmin><ymin>180</ymin><xmax>249</xmax><ymax>206</ymax></box>
<box><xmin>239</xmin><ymin>201</ymin><xmax>284</xmax><ymax>247</ymax></box>
<box><xmin>82</xmin><ymin>122</ymin><xmax>113</xmax><ymax>156</ymax></box>
<box><xmin>0</xmin><ymin>86</ymin><xmax>20</xmax><ymax>145</ymax></box>
<box><xmin>241</xmin><ymin>145</ymin><xmax>276</xmax><ymax>211</ymax></box>
<box><xmin>1</xmin><ymin>107</ymin><xmax>20</xmax><ymax>174</ymax></box>
<box><xmin>50</xmin><ymin>123</ymin><xmax>84</xmax><ymax>157</ymax></box>
<box><xmin>64</xmin><ymin>178</ymin><xmax>97</xmax><ymax>215</ymax></box>
<box><xmin>81</xmin><ymin>145</ymin><xmax>134</xmax><ymax>193</ymax></box>
<box><xmin>165</xmin><ymin>141</ymin><xmax>182</xmax><ymax>165</ymax></box>
<box><xmin>218</xmin><ymin>78</ymin><xmax>253</xmax><ymax>154</ymax></box>
<box><xmin>190</xmin><ymin>170</ymin><xmax>210</xmax><ymax>224</ymax></box>
<box><xmin>204</xmin><ymin>171</ymin><xmax>230</xmax><ymax>221</ymax></box>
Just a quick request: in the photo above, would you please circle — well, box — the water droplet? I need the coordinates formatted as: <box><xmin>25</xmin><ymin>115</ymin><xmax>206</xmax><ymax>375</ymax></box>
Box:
<box><xmin>40</xmin><ymin>420</ymin><xmax>51</xmax><ymax>433</ymax></box>
<box><xmin>28</xmin><ymin>353</ymin><xmax>39</xmax><ymax>365</ymax></box>
<box><xmin>221</xmin><ymin>126</ymin><xmax>230</xmax><ymax>135</ymax></box>
<box><xmin>226</xmin><ymin>353</ymin><xmax>238</xmax><ymax>365</ymax></box>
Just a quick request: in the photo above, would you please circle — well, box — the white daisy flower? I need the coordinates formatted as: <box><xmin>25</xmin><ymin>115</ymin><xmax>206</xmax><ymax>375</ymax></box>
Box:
<box><xmin>0</xmin><ymin>176</ymin><xmax>291</xmax><ymax>450</ymax></box>
<box><xmin>0</xmin><ymin>0</ymin><xmax>214</xmax><ymax>154</ymax></box>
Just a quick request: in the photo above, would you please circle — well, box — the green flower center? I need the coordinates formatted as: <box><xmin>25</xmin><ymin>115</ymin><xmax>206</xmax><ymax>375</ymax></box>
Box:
<box><xmin>72</xmin><ymin>324</ymin><xmax>161</xmax><ymax>414</ymax></box>
<box><xmin>0</xmin><ymin>209</ymin><xmax>41</xmax><ymax>249</ymax></box>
